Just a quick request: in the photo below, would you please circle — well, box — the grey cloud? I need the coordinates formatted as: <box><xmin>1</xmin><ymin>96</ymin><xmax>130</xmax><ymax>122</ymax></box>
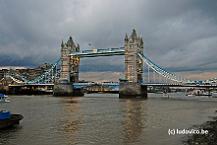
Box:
<box><xmin>0</xmin><ymin>0</ymin><xmax>217</xmax><ymax>72</ymax></box>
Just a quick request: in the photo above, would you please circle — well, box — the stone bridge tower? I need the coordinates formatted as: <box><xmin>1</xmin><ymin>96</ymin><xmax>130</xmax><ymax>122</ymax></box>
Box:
<box><xmin>54</xmin><ymin>37</ymin><xmax>81</xmax><ymax>96</ymax></box>
<box><xmin>119</xmin><ymin>29</ymin><xmax>147</xmax><ymax>98</ymax></box>
<box><xmin>124</xmin><ymin>29</ymin><xmax>144</xmax><ymax>83</ymax></box>
<box><xmin>60</xmin><ymin>36</ymin><xmax>80</xmax><ymax>83</ymax></box>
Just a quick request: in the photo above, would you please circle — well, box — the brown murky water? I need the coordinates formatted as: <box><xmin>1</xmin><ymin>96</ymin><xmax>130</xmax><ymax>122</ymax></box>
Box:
<box><xmin>0</xmin><ymin>93</ymin><xmax>217</xmax><ymax>145</ymax></box>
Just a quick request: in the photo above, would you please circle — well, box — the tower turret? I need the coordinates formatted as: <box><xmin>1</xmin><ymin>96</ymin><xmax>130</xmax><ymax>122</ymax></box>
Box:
<box><xmin>61</xmin><ymin>40</ymin><xmax>64</xmax><ymax>48</ymax></box>
<box><xmin>67</xmin><ymin>36</ymin><xmax>76</xmax><ymax>48</ymax></box>
<box><xmin>76</xmin><ymin>44</ymin><xmax>80</xmax><ymax>52</ymax></box>
<box><xmin>124</xmin><ymin>34</ymin><xmax>129</xmax><ymax>42</ymax></box>
<box><xmin>140</xmin><ymin>37</ymin><xmax>144</xmax><ymax>46</ymax></box>
<box><xmin>130</xmin><ymin>29</ymin><xmax>137</xmax><ymax>41</ymax></box>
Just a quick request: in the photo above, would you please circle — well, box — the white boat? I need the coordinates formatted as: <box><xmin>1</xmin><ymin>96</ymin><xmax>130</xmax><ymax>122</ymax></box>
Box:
<box><xmin>186</xmin><ymin>90</ymin><xmax>211</xmax><ymax>97</ymax></box>
<box><xmin>0</xmin><ymin>93</ymin><xmax>10</xmax><ymax>103</ymax></box>
<box><xmin>211</xmin><ymin>92</ymin><xmax>217</xmax><ymax>98</ymax></box>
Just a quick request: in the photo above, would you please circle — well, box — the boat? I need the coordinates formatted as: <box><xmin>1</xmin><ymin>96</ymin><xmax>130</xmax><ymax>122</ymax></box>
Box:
<box><xmin>0</xmin><ymin>110</ymin><xmax>23</xmax><ymax>129</ymax></box>
<box><xmin>0</xmin><ymin>94</ymin><xmax>23</xmax><ymax>129</ymax></box>
<box><xmin>0</xmin><ymin>93</ymin><xmax>10</xmax><ymax>103</ymax></box>
<box><xmin>186</xmin><ymin>90</ymin><xmax>211</xmax><ymax>97</ymax></box>
<box><xmin>211</xmin><ymin>92</ymin><xmax>217</xmax><ymax>98</ymax></box>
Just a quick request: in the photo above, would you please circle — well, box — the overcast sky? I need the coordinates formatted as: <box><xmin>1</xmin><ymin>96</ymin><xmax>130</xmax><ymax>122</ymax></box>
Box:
<box><xmin>0</xmin><ymin>0</ymin><xmax>217</xmax><ymax>72</ymax></box>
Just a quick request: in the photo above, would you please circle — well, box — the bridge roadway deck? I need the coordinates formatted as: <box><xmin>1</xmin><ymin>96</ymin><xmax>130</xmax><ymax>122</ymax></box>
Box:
<box><xmin>8</xmin><ymin>83</ymin><xmax>217</xmax><ymax>88</ymax></box>
<box><xmin>143</xmin><ymin>83</ymin><xmax>217</xmax><ymax>88</ymax></box>
<box><xmin>9</xmin><ymin>84</ymin><xmax>54</xmax><ymax>87</ymax></box>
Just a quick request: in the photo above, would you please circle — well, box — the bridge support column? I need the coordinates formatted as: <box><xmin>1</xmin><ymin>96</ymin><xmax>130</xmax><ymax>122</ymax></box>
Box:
<box><xmin>53</xmin><ymin>82</ymin><xmax>84</xmax><ymax>96</ymax></box>
<box><xmin>119</xmin><ymin>80</ymin><xmax>147</xmax><ymax>98</ymax></box>
<box><xmin>53</xmin><ymin>82</ymin><xmax>73</xmax><ymax>96</ymax></box>
<box><xmin>54</xmin><ymin>37</ymin><xmax>83</xmax><ymax>96</ymax></box>
<box><xmin>120</xmin><ymin>29</ymin><xmax>146</xmax><ymax>98</ymax></box>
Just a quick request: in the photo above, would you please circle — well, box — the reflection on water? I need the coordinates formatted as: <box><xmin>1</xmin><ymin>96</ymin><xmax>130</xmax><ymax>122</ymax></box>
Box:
<box><xmin>122</xmin><ymin>100</ymin><xmax>146</xmax><ymax>144</ymax></box>
<box><xmin>0</xmin><ymin>94</ymin><xmax>216</xmax><ymax>145</ymax></box>
<box><xmin>61</xmin><ymin>97</ymin><xmax>82</xmax><ymax>144</ymax></box>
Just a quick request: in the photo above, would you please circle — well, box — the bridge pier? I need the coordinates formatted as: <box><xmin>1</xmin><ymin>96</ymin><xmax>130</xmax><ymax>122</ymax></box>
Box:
<box><xmin>119</xmin><ymin>29</ymin><xmax>147</xmax><ymax>98</ymax></box>
<box><xmin>53</xmin><ymin>82</ymin><xmax>73</xmax><ymax>96</ymax></box>
<box><xmin>119</xmin><ymin>80</ymin><xmax>147</xmax><ymax>98</ymax></box>
<box><xmin>53</xmin><ymin>81</ymin><xmax>84</xmax><ymax>96</ymax></box>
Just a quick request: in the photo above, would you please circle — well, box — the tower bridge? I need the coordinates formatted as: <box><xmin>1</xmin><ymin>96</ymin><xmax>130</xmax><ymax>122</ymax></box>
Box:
<box><xmin>3</xmin><ymin>29</ymin><xmax>217</xmax><ymax>97</ymax></box>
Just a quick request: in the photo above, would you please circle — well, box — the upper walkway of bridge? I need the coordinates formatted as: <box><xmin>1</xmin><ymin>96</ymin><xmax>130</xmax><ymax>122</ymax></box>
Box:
<box><xmin>69</xmin><ymin>47</ymin><xmax>125</xmax><ymax>57</ymax></box>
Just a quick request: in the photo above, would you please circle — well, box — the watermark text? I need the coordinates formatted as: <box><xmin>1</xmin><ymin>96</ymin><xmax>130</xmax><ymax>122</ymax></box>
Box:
<box><xmin>168</xmin><ymin>128</ymin><xmax>208</xmax><ymax>135</ymax></box>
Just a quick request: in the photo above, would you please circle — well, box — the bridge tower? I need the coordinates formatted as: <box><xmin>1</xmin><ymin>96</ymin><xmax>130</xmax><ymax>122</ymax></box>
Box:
<box><xmin>124</xmin><ymin>29</ymin><xmax>144</xmax><ymax>83</ymax></box>
<box><xmin>119</xmin><ymin>29</ymin><xmax>147</xmax><ymax>98</ymax></box>
<box><xmin>54</xmin><ymin>37</ymin><xmax>82</xmax><ymax>96</ymax></box>
<box><xmin>60</xmin><ymin>36</ymin><xmax>80</xmax><ymax>83</ymax></box>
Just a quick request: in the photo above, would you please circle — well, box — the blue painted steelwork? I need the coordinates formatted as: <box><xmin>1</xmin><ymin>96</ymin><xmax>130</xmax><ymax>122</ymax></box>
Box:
<box><xmin>27</xmin><ymin>59</ymin><xmax>61</xmax><ymax>84</ymax></box>
<box><xmin>70</xmin><ymin>47</ymin><xmax>125</xmax><ymax>57</ymax></box>
<box><xmin>7</xmin><ymin>59</ymin><xmax>61</xmax><ymax>84</ymax></box>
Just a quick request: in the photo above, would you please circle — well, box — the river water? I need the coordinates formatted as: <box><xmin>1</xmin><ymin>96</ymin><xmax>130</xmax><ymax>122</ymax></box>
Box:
<box><xmin>0</xmin><ymin>93</ymin><xmax>217</xmax><ymax>145</ymax></box>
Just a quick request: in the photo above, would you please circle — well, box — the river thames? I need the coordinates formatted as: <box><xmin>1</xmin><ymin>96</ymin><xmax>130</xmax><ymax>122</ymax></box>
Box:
<box><xmin>0</xmin><ymin>93</ymin><xmax>217</xmax><ymax>145</ymax></box>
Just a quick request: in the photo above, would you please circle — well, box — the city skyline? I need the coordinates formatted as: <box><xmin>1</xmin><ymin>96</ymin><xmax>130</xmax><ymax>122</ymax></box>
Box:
<box><xmin>0</xmin><ymin>0</ymin><xmax>217</xmax><ymax>72</ymax></box>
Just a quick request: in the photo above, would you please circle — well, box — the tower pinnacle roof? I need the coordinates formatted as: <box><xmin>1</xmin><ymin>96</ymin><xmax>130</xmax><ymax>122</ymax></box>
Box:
<box><xmin>125</xmin><ymin>34</ymin><xmax>129</xmax><ymax>42</ymax></box>
<box><xmin>131</xmin><ymin>29</ymin><xmax>137</xmax><ymax>40</ymax></box>
<box><xmin>140</xmin><ymin>37</ymin><xmax>144</xmax><ymax>45</ymax></box>
<box><xmin>67</xmin><ymin>36</ymin><xmax>75</xmax><ymax>46</ymax></box>
<box><xmin>61</xmin><ymin>40</ymin><xmax>64</xmax><ymax>48</ymax></box>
